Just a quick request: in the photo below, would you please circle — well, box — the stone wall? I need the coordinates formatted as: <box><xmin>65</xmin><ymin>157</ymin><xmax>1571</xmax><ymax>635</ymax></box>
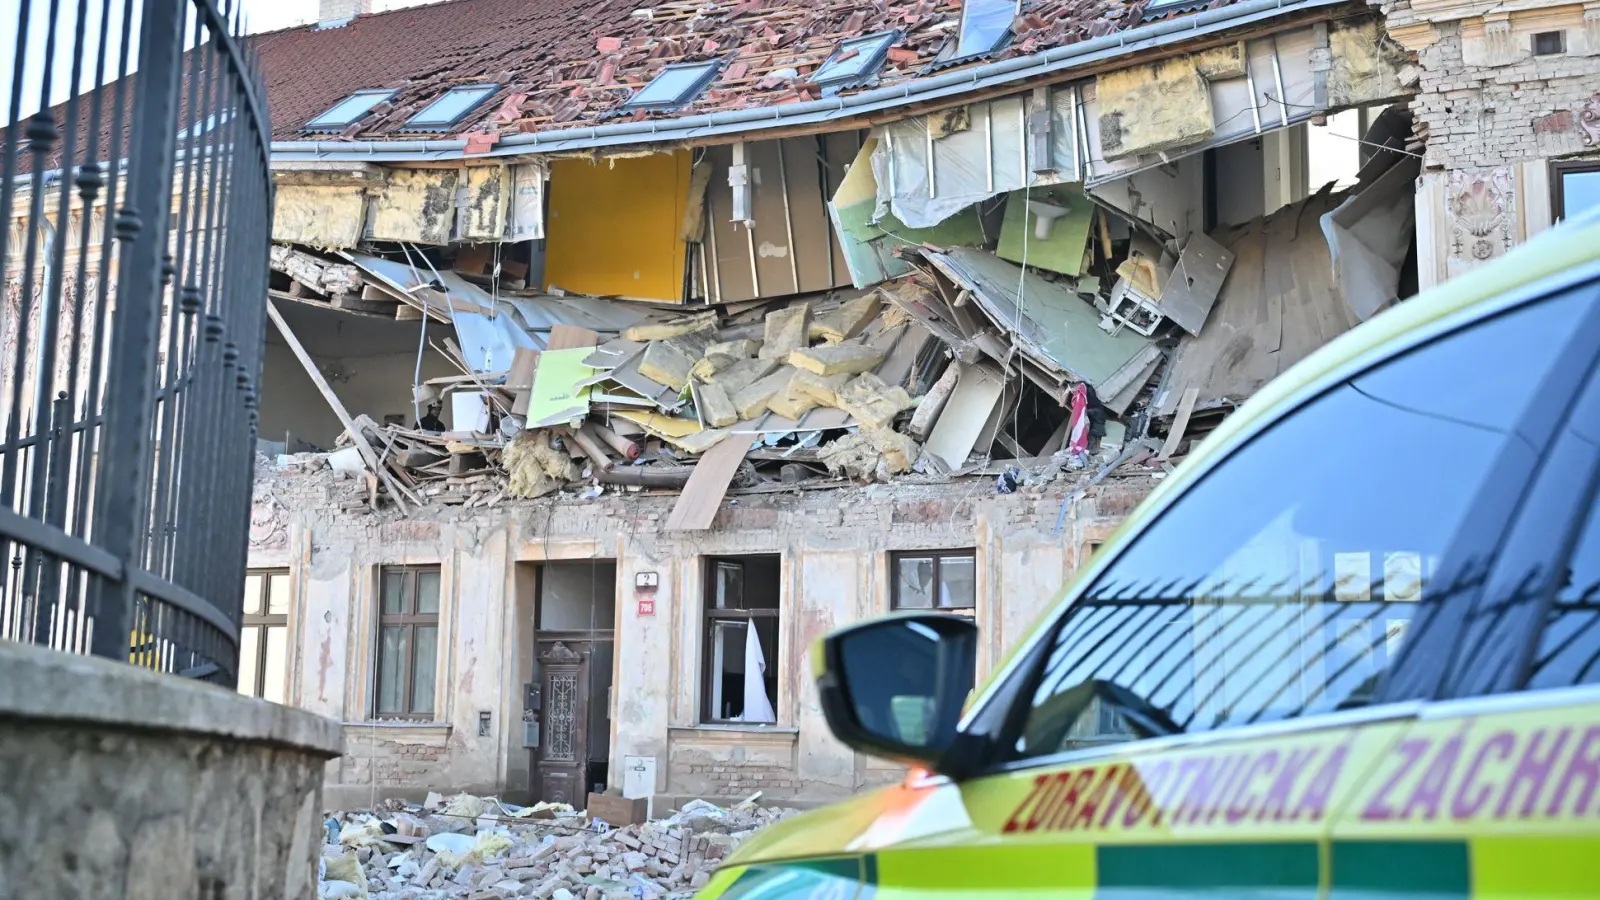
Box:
<box><xmin>1377</xmin><ymin>0</ymin><xmax>1600</xmax><ymax>286</ymax></box>
<box><xmin>249</xmin><ymin>455</ymin><xmax>1156</xmax><ymax>810</ymax></box>
<box><xmin>0</xmin><ymin>641</ymin><xmax>343</xmax><ymax>899</ymax></box>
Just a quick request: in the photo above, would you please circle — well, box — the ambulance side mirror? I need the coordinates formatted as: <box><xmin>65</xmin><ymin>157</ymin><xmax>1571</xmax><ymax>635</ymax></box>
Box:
<box><xmin>811</xmin><ymin>614</ymin><xmax>978</xmax><ymax>768</ymax></box>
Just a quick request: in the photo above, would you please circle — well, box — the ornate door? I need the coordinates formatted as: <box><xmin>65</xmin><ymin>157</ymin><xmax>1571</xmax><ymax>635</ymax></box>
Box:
<box><xmin>533</xmin><ymin>641</ymin><xmax>590</xmax><ymax>806</ymax></box>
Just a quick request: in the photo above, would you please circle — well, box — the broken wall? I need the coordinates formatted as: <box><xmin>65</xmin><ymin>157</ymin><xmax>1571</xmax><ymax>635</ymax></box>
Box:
<box><xmin>1377</xmin><ymin>2</ymin><xmax>1600</xmax><ymax>287</ymax></box>
<box><xmin>251</xmin><ymin>460</ymin><xmax>1156</xmax><ymax>810</ymax></box>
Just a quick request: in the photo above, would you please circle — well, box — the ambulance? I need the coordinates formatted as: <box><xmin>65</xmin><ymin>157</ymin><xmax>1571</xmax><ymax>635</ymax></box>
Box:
<box><xmin>695</xmin><ymin>206</ymin><xmax>1600</xmax><ymax>898</ymax></box>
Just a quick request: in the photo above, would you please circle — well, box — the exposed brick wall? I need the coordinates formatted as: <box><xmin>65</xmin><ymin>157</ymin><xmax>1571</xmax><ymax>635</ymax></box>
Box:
<box><xmin>340</xmin><ymin>729</ymin><xmax>448</xmax><ymax>788</ymax></box>
<box><xmin>1375</xmin><ymin>4</ymin><xmax>1600</xmax><ymax>172</ymax></box>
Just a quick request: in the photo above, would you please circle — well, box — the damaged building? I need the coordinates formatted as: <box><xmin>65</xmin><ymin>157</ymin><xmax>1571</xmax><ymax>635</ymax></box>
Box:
<box><xmin>12</xmin><ymin>0</ymin><xmax>1593</xmax><ymax>812</ymax></box>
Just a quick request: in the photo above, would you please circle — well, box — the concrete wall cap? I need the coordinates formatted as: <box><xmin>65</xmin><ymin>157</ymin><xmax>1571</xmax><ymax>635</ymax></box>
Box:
<box><xmin>0</xmin><ymin>641</ymin><xmax>343</xmax><ymax>756</ymax></box>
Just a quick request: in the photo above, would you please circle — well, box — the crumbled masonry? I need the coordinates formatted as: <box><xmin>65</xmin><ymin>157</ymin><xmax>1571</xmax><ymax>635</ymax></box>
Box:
<box><xmin>318</xmin><ymin>793</ymin><xmax>799</xmax><ymax>900</ymax></box>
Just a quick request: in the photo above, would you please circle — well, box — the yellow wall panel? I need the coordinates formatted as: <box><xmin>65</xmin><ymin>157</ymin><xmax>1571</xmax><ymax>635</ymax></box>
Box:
<box><xmin>544</xmin><ymin>151</ymin><xmax>690</xmax><ymax>303</ymax></box>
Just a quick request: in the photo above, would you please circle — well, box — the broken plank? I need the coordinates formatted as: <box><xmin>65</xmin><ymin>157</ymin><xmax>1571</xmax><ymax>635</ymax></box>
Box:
<box><xmin>1160</xmin><ymin>386</ymin><xmax>1201</xmax><ymax>460</ymax></box>
<box><xmin>547</xmin><ymin>324</ymin><xmax>600</xmax><ymax>351</ymax></box>
<box><xmin>664</xmin><ymin>435</ymin><xmax>750</xmax><ymax>531</ymax></box>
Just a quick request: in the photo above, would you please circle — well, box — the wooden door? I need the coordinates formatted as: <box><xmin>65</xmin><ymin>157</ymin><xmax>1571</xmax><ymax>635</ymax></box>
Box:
<box><xmin>533</xmin><ymin>640</ymin><xmax>589</xmax><ymax>806</ymax></box>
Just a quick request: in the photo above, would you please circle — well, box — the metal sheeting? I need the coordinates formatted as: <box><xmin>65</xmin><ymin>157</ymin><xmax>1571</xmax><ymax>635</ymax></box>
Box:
<box><xmin>342</xmin><ymin>251</ymin><xmax>650</xmax><ymax>372</ymax></box>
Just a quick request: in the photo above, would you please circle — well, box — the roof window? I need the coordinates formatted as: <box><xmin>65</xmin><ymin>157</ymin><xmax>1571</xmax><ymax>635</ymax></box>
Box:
<box><xmin>622</xmin><ymin>61</ymin><xmax>721</xmax><ymax>112</ymax></box>
<box><xmin>401</xmin><ymin>85</ymin><xmax>499</xmax><ymax>132</ymax></box>
<box><xmin>955</xmin><ymin>0</ymin><xmax>1019</xmax><ymax>59</ymax></box>
<box><xmin>303</xmin><ymin>89</ymin><xmax>395</xmax><ymax>132</ymax></box>
<box><xmin>812</xmin><ymin>32</ymin><xmax>898</xmax><ymax>89</ymax></box>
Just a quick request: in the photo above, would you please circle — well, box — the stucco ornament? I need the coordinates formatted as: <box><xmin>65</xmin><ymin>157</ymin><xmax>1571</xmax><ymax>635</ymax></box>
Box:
<box><xmin>1448</xmin><ymin>167</ymin><xmax>1515</xmax><ymax>263</ymax></box>
<box><xmin>1581</xmin><ymin>92</ymin><xmax>1600</xmax><ymax>147</ymax></box>
<box><xmin>248</xmin><ymin>493</ymin><xmax>288</xmax><ymax>550</ymax></box>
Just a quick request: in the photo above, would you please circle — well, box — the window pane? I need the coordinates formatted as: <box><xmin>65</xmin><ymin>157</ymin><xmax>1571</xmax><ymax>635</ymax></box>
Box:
<box><xmin>939</xmin><ymin>555</ymin><xmax>977</xmax><ymax>609</ymax></box>
<box><xmin>267</xmin><ymin>574</ymin><xmax>291</xmax><ymax>616</ymax></box>
<box><xmin>307</xmin><ymin>91</ymin><xmax>390</xmax><ymax>127</ymax></box>
<box><xmin>262</xmin><ymin>626</ymin><xmax>288</xmax><ymax>705</ymax></box>
<box><xmin>243</xmin><ymin>574</ymin><xmax>262</xmax><ymax>616</ymax></box>
<box><xmin>238</xmin><ymin>625</ymin><xmax>261</xmax><ymax>697</ymax></box>
<box><xmin>408</xmin><ymin>86</ymin><xmax>493</xmax><ymax>126</ymax></box>
<box><xmin>957</xmin><ymin>0</ymin><xmax>1017</xmax><ymax>57</ymax></box>
<box><xmin>630</xmin><ymin>64</ymin><xmax>715</xmax><ymax>107</ymax></box>
<box><xmin>377</xmin><ymin>626</ymin><xmax>408</xmax><ymax>715</ymax></box>
<box><xmin>382</xmin><ymin>572</ymin><xmax>408</xmax><ymax>615</ymax></box>
<box><xmin>715</xmin><ymin>562</ymin><xmax>744</xmax><ymax>610</ymax></box>
<box><xmin>895</xmin><ymin>557</ymin><xmax>936</xmax><ymax>609</ymax></box>
<box><xmin>411</xmin><ymin>626</ymin><xmax>438</xmax><ymax>716</ymax></box>
<box><xmin>1013</xmin><ymin>291</ymin><xmax>1588</xmax><ymax>759</ymax></box>
<box><xmin>1560</xmin><ymin>168</ymin><xmax>1600</xmax><ymax>221</ymax></box>
<box><xmin>814</xmin><ymin>33</ymin><xmax>893</xmax><ymax>83</ymax></box>
<box><xmin>1528</xmin><ymin>489</ymin><xmax>1600</xmax><ymax>689</ymax></box>
<box><xmin>416</xmin><ymin>571</ymin><xmax>441</xmax><ymax>615</ymax></box>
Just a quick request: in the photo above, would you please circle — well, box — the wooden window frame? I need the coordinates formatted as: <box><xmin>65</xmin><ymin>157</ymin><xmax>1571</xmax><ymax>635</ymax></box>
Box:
<box><xmin>700</xmin><ymin>557</ymin><xmax>781</xmax><ymax>724</ymax></box>
<box><xmin>890</xmin><ymin>549</ymin><xmax>978</xmax><ymax>612</ymax></box>
<box><xmin>375</xmin><ymin>566</ymin><xmax>442</xmax><ymax>720</ymax></box>
<box><xmin>1551</xmin><ymin>159</ymin><xmax>1600</xmax><ymax>224</ymax></box>
<box><xmin>241</xmin><ymin>569</ymin><xmax>290</xmax><ymax>700</ymax></box>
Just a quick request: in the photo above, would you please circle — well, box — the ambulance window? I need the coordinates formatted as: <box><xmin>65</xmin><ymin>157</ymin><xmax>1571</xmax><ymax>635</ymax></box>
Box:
<box><xmin>1011</xmin><ymin>290</ymin><xmax>1590</xmax><ymax>759</ymax></box>
<box><xmin>1525</xmin><ymin>421</ymin><xmax>1600</xmax><ymax>690</ymax></box>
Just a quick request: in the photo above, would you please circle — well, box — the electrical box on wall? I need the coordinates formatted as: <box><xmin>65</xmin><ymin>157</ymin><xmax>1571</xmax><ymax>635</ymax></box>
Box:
<box><xmin>522</xmin><ymin>720</ymin><xmax>539</xmax><ymax>749</ymax></box>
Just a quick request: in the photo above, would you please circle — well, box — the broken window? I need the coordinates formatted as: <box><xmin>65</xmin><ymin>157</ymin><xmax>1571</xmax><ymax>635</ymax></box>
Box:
<box><xmin>375</xmin><ymin>566</ymin><xmax>442</xmax><ymax>718</ymax></box>
<box><xmin>303</xmin><ymin>89</ymin><xmax>395</xmax><ymax>132</ymax></box>
<box><xmin>239</xmin><ymin>569</ymin><xmax>290</xmax><ymax>704</ymax></box>
<box><xmin>402</xmin><ymin>84</ymin><xmax>498</xmax><ymax>131</ymax></box>
<box><xmin>702</xmin><ymin>556</ymin><xmax>780</xmax><ymax>724</ymax></box>
<box><xmin>812</xmin><ymin>32</ymin><xmax>897</xmax><ymax>89</ymax></box>
<box><xmin>892</xmin><ymin>550</ymin><xmax>977</xmax><ymax>611</ymax></box>
<box><xmin>1553</xmin><ymin>160</ymin><xmax>1600</xmax><ymax>224</ymax></box>
<box><xmin>622</xmin><ymin>62</ymin><xmax>720</xmax><ymax>112</ymax></box>
<box><xmin>954</xmin><ymin>0</ymin><xmax>1018</xmax><ymax>59</ymax></box>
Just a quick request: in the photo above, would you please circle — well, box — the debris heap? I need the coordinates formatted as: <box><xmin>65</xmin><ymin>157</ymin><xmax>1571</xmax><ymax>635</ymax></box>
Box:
<box><xmin>319</xmin><ymin>793</ymin><xmax>799</xmax><ymax>900</ymax></box>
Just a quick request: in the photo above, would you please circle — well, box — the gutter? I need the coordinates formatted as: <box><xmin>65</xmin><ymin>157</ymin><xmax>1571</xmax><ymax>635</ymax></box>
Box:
<box><xmin>269</xmin><ymin>0</ymin><xmax>1351</xmax><ymax>164</ymax></box>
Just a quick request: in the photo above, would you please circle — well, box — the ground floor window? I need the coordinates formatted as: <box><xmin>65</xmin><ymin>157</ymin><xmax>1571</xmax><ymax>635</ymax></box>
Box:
<box><xmin>240</xmin><ymin>569</ymin><xmax>290</xmax><ymax>703</ymax></box>
<box><xmin>891</xmin><ymin>550</ymin><xmax>977</xmax><ymax>612</ymax></box>
<box><xmin>375</xmin><ymin>566</ymin><xmax>441</xmax><ymax>718</ymax></box>
<box><xmin>1553</xmin><ymin>160</ymin><xmax>1600</xmax><ymax>224</ymax></box>
<box><xmin>702</xmin><ymin>555</ymin><xmax>781</xmax><ymax>724</ymax></box>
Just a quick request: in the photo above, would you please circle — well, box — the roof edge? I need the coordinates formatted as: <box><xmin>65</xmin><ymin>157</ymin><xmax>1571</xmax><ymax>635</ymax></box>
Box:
<box><xmin>269</xmin><ymin>0</ymin><xmax>1351</xmax><ymax>163</ymax></box>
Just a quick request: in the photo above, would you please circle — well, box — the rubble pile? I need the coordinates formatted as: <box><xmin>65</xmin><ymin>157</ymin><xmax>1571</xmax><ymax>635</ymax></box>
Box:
<box><xmin>318</xmin><ymin>793</ymin><xmax>799</xmax><ymax>900</ymax></box>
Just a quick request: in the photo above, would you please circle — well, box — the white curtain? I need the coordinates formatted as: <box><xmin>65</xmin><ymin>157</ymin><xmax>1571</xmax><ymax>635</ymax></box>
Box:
<box><xmin>740</xmin><ymin>622</ymin><xmax>776</xmax><ymax>723</ymax></box>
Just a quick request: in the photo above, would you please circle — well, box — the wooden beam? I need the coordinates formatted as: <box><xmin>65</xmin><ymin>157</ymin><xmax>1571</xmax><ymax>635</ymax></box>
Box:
<box><xmin>266</xmin><ymin>298</ymin><xmax>410</xmax><ymax>512</ymax></box>
<box><xmin>1160</xmin><ymin>386</ymin><xmax>1201</xmax><ymax>461</ymax></box>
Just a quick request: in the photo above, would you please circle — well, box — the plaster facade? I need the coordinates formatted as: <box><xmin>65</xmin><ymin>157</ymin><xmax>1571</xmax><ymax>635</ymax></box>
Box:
<box><xmin>249</xmin><ymin>458</ymin><xmax>1154</xmax><ymax>810</ymax></box>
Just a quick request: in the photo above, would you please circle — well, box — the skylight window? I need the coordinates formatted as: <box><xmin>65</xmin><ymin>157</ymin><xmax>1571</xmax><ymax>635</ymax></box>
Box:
<box><xmin>622</xmin><ymin>61</ymin><xmax>721</xmax><ymax>111</ymax></box>
<box><xmin>955</xmin><ymin>0</ymin><xmax>1019</xmax><ymax>59</ymax></box>
<box><xmin>402</xmin><ymin>85</ymin><xmax>499</xmax><ymax>131</ymax></box>
<box><xmin>303</xmin><ymin>89</ymin><xmax>395</xmax><ymax>132</ymax></box>
<box><xmin>812</xmin><ymin>32</ymin><xmax>898</xmax><ymax>87</ymax></box>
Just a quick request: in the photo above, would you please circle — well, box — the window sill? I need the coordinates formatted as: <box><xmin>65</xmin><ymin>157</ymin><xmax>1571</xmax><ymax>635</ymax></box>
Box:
<box><xmin>343</xmin><ymin>720</ymin><xmax>453</xmax><ymax>740</ymax></box>
<box><xmin>670</xmin><ymin>724</ymin><xmax>799</xmax><ymax>742</ymax></box>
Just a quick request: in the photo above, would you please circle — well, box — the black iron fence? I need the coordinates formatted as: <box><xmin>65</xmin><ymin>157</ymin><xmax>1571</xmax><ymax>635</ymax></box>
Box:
<box><xmin>0</xmin><ymin>0</ymin><xmax>270</xmax><ymax>684</ymax></box>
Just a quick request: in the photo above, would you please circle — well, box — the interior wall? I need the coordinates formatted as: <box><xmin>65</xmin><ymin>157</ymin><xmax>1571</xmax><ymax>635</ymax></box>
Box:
<box><xmin>1213</xmin><ymin>138</ymin><xmax>1268</xmax><ymax>228</ymax></box>
<box><xmin>259</xmin><ymin>342</ymin><xmax>455</xmax><ymax>450</ymax></box>
<box><xmin>544</xmin><ymin>152</ymin><xmax>691</xmax><ymax>303</ymax></box>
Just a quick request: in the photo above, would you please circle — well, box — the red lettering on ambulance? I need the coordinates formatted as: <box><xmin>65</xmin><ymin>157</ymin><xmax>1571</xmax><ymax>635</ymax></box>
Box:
<box><xmin>1226</xmin><ymin>750</ymin><xmax>1279</xmax><ymax>824</ymax></box>
<box><xmin>1495</xmin><ymin>727</ymin><xmax>1570</xmax><ymax>820</ymax></box>
<box><xmin>1003</xmin><ymin>774</ymin><xmax>1052</xmax><ymax>833</ymax></box>
<box><xmin>1068</xmin><ymin>765</ymin><xmax>1119</xmax><ymax>831</ymax></box>
<box><xmin>1450</xmin><ymin>730</ymin><xmax>1514</xmax><ymax>819</ymax></box>
<box><xmin>1292</xmin><ymin>741</ymin><xmax>1348</xmax><ymax>822</ymax></box>
<box><xmin>1045</xmin><ymin>768</ymin><xmax>1098</xmax><ymax>831</ymax></box>
<box><xmin>1403</xmin><ymin>728</ymin><xmax>1466</xmax><ymax>821</ymax></box>
<box><xmin>1362</xmin><ymin>737</ymin><xmax>1430</xmax><ymax>821</ymax></box>
<box><xmin>1547</xmin><ymin>725</ymin><xmax>1600</xmax><ymax>817</ymax></box>
<box><xmin>1256</xmin><ymin>748</ymin><xmax>1319</xmax><ymax>822</ymax></box>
